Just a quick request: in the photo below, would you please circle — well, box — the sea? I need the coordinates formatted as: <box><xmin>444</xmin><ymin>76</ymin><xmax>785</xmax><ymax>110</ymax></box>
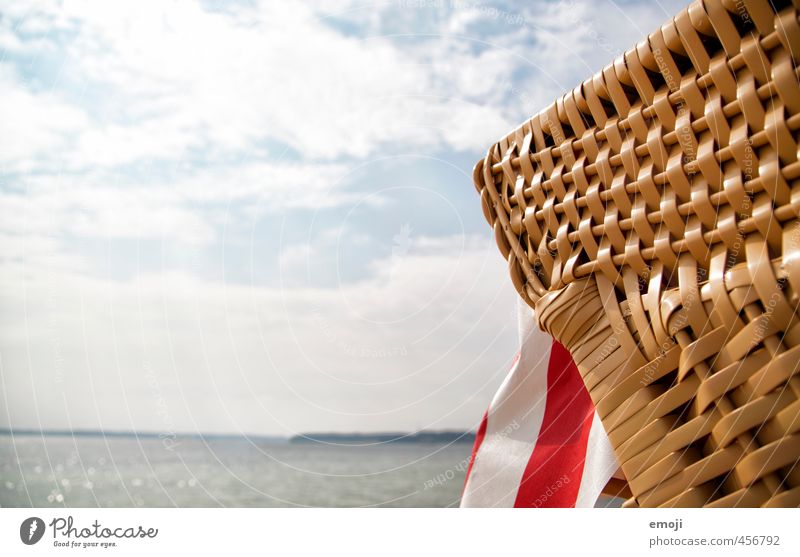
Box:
<box><xmin>1</xmin><ymin>433</ymin><xmax>623</xmax><ymax>508</ymax></box>
<box><xmin>0</xmin><ymin>433</ymin><xmax>471</xmax><ymax>508</ymax></box>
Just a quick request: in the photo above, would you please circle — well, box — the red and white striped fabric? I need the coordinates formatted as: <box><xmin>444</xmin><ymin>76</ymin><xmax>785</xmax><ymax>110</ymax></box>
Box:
<box><xmin>461</xmin><ymin>299</ymin><xmax>618</xmax><ymax>508</ymax></box>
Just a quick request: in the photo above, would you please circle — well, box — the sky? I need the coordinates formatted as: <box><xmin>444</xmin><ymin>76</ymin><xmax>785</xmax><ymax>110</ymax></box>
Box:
<box><xmin>0</xmin><ymin>0</ymin><xmax>689</xmax><ymax>437</ymax></box>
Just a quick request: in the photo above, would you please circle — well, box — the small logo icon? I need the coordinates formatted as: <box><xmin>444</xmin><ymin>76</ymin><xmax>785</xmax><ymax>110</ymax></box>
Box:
<box><xmin>20</xmin><ymin>517</ymin><xmax>45</xmax><ymax>545</ymax></box>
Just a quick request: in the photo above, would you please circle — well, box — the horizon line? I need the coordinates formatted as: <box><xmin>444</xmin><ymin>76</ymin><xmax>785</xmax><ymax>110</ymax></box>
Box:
<box><xmin>0</xmin><ymin>427</ymin><xmax>476</xmax><ymax>440</ymax></box>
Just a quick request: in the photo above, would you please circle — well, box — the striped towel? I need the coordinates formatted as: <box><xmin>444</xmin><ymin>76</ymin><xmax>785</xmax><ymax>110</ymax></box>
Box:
<box><xmin>461</xmin><ymin>299</ymin><xmax>619</xmax><ymax>507</ymax></box>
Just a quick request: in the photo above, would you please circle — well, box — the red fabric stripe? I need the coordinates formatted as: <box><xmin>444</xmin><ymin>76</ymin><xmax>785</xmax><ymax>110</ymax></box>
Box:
<box><xmin>462</xmin><ymin>409</ymin><xmax>489</xmax><ymax>495</ymax></box>
<box><xmin>513</xmin><ymin>340</ymin><xmax>595</xmax><ymax>507</ymax></box>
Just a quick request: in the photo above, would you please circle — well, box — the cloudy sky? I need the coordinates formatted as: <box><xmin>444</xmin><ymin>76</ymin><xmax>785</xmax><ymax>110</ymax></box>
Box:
<box><xmin>0</xmin><ymin>0</ymin><xmax>688</xmax><ymax>437</ymax></box>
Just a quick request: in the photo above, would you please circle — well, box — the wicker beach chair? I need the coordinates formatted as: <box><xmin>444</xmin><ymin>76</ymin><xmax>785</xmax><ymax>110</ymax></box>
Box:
<box><xmin>473</xmin><ymin>0</ymin><xmax>800</xmax><ymax>507</ymax></box>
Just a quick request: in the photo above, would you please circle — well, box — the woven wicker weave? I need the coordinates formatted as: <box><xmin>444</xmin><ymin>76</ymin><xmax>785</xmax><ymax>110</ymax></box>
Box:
<box><xmin>474</xmin><ymin>0</ymin><xmax>800</xmax><ymax>507</ymax></box>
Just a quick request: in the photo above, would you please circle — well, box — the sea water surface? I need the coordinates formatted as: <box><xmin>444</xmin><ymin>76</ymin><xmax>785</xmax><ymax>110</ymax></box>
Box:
<box><xmin>1</xmin><ymin>434</ymin><xmax>470</xmax><ymax>508</ymax></box>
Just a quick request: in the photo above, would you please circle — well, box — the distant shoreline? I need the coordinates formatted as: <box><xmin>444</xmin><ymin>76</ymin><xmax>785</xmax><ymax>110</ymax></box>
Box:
<box><xmin>290</xmin><ymin>431</ymin><xmax>475</xmax><ymax>444</ymax></box>
<box><xmin>0</xmin><ymin>429</ymin><xmax>287</xmax><ymax>443</ymax></box>
<box><xmin>0</xmin><ymin>429</ymin><xmax>476</xmax><ymax>445</ymax></box>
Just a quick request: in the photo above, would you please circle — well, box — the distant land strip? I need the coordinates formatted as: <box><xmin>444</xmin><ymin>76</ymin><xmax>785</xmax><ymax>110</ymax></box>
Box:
<box><xmin>289</xmin><ymin>430</ymin><xmax>476</xmax><ymax>444</ymax></box>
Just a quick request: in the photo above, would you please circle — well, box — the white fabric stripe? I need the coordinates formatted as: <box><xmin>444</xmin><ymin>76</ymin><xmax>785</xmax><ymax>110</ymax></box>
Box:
<box><xmin>460</xmin><ymin>300</ymin><xmax>552</xmax><ymax>507</ymax></box>
<box><xmin>573</xmin><ymin>412</ymin><xmax>619</xmax><ymax>508</ymax></box>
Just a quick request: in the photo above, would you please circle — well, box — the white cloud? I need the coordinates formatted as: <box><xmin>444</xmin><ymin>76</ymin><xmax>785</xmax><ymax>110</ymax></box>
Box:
<box><xmin>0</xmin><ymin>160</ymin><xmax>362</xmax><ymax>256</ymax></box>
<box><xmin>0</xmin><ymin>234</ymin><xmax>518</xmax><ymax>435</ymax></box>
<box><xmin>0</xmin><ymin>0</ymin><xmax>694</xmax><ymax>436</ymax></box>
<box><xmin>0</xmin><ymin>66</ymin><xmax>89</xmax><ymax>174</ymax></box>
<box><xmin>0</xmin><ymin>0</ymin><xmax>521</xmax><ymax>172</ymax></box>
